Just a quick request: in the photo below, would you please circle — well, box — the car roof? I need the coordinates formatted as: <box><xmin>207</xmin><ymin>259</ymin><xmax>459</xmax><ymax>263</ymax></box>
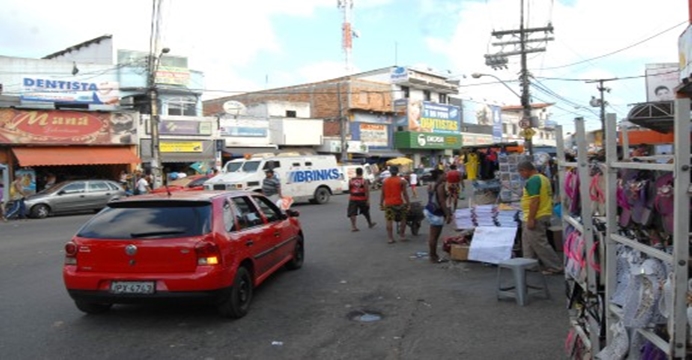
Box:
<box><xmin>120</xmin><ymin>190</ymin><xmax>251</xmax><ymax>202</ymax></box>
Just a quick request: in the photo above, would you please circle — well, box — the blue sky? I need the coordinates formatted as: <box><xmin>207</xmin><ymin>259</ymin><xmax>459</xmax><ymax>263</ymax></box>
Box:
<box><xmin>0</xmin><ymin>0</ymin><xmax>687</xmax><ymax>133</ymax></box>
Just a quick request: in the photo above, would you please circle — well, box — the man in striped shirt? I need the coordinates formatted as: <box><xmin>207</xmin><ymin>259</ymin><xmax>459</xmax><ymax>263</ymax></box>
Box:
<box><xmin>262</xmin><ymin>169</ymin><xmax>282</xmax><ymax>203</ymax></box>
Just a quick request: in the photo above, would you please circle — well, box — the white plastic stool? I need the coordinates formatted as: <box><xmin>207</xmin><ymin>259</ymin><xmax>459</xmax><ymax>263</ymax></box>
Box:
<box><xmin>496</xmin><ymin>258</ymin><xmax>551</xmax><ymax>306</ymax></box>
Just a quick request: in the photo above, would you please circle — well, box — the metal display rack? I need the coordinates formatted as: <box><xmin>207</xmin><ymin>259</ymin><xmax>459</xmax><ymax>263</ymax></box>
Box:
<box><xmin>602</xmin><ymin>100</ymin><xmax>691</xmax><ymax>359</ymax></box>
<box><xmin>556</xmin><ymin>118</ymin><xmax>602</xmax><ymax>356</ymax></box>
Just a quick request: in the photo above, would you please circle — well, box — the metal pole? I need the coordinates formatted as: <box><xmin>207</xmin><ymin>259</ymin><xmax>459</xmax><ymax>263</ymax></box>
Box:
<box><xmin>599</xmin><ymin>80</ymin><xmax>606</xmax><ymax>141</ymax></box>
<box><xmin>148</xmin><ymin>60</ymin><xmax>162</xmax><ymax>189</ymax></box>
<box><xmin>519</xmin><ymin>0</ymin><xmax>533</xmax><ymax>156</ymax></box>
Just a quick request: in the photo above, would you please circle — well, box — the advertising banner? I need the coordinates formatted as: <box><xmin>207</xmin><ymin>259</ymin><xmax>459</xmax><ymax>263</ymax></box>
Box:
<box><xmin>394</xmin><ymin>99</ymin><xmax>460</xmax><ymax>134</ymax></box>
<box><xmin>20</xmin><ymin>77</ymin><xmax>120</xmax><ymax>105</ymax></box>
<box><xmin>645</xmin><ymin>63</ymin><xmax>678</xmax><ymax>101</ymax></box>
<box><xmin>461</xmin><ymin>100</ymin><xmax>495</xmax><ymax>126</ymax></box>
<box><xmin>394</xmin><ymin>131</ymin><xmax>462</xmax><ymax>150</ymax></box>
<box><xmin>0</xmin><ymin>109</ymin><xmax>137</xmax><ymax>145</ymax></box>
<box><xmin>359</xmin><ymin>123</ymin><xmax>388</xmax><ymax>147</ymax></box>
<box><xmin>679</xmin><ymin>25</ymin><xmax>692</xmax><ymax>82</ymax></box>
<box><xmin>160</xmin><ymin>141</ymin><xmax>203</xmax><ymax>153</ymax></box>
<box><xmin>220</xmin><ymin>118</ymin><xmax>269</xmax><ymax>138</ymax></box>
<box><xmin>156</xmin><ymin>120</ymin><xmax>212</xmax><ymax>136</ymax></box>
<box><xmin>491</xmin><ymin>105</ymin><xmax>503</xmax><ymax>142</ymax></box>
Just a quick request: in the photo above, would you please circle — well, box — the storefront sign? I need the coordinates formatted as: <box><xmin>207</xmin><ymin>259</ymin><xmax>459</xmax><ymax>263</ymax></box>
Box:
<box><xmin>160</xmin><ymin>141</ymin><xmax>203</xmax><ymax>153</ymax></box>
<box><xmin>156</xmin><ymin>120</ymin><xmax>212</xmax><ymax>136</ymax></box>
<box><xmin>390</xmin><ymin>67</ymin><xmax>409</xmax><ymax>83</ymax></box>
<box><xmin>21</xmin><ymin>77</ymin><xmax>120</xmax><ymax>105</ymax></box>
<box><xmin>394</xmin><ymin>131</ymin><xmax>462</xmax><ymax>150</ymax></box>
<box><xmin>359</xmin><ymin>123</ymin><xmax>388</xmax><ymax>147</ymax></box>
<box><xmin>461</xmin><ymin>132</ymin><xmax>493</xmax><ymax>146</ymax></box>
<box><xmin>0</xmin><ymin>109</ymin><xmax>137</xmax><ymax>145</ymax></box>
<box><xmin>155</xmin><ymin>66</ymin><xmax>191</xmax><ymax>86</ymax></box>
<box><xmin>679</xmin><ymin>25</ymin><xmax>692</xmax><ymax>82</ymax></box>
<box><xmin>222</xmin><ymin>126</ymin><xmax>267</xmax><ymax>137</ymax></box>
<box><xmin>394</xmin><ymin>99</ymin><xmax>460</xmax><ymax>134</ymax></box>
<box><xmin>645</xmin><ymin>63</ymin><xmax>677</xmax><ymax>101</ymax></box>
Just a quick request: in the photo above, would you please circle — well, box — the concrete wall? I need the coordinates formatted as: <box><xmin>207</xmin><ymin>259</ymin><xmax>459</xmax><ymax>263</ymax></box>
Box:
<box><xmin>246</xmin><ymin>101</ymin><xmax>311</xmax><ymax>118</ymax></box>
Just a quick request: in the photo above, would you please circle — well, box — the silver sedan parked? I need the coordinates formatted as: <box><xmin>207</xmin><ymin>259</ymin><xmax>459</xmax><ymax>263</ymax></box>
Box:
<box><xmin>25</xmin><ymin>180</ymin><xmax>127</xmax><ymax>218</ymax></box>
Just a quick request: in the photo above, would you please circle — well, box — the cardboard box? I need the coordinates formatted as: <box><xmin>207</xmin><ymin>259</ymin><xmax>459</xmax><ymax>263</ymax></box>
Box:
<box><xmin>450</xmin><ymin>244</ymin><xmax>470</xmax><ymax>261</ymax></box>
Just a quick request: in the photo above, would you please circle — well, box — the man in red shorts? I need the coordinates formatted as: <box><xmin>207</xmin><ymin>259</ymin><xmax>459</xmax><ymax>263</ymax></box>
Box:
<box><xmin>446</xmin><ymin>164</ymin><xmax>462</xmax><ymax>212</ymax></box>
<box><xmin>380</xmin><ymin>166</ymin><xmax>410</xmax><ymax>244</ymax></box>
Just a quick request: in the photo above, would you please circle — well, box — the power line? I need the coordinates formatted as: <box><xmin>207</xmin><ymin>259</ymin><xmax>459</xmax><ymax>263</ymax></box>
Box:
<box><xmin>537</xmin><ymin>20</ymin><xmax>686</xmax><ymax>70</ymax></box>
<box><xmin>534</xmin><ymin>69</ymin><xmax>679</xmax><ymax>82</ymax></box>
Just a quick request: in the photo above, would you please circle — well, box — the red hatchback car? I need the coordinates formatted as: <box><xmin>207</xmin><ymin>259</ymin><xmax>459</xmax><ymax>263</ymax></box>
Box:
<box><xmin>63</xmin><ymin>191</ymin><xmax>304</xmax><ymax>318</ymax></box>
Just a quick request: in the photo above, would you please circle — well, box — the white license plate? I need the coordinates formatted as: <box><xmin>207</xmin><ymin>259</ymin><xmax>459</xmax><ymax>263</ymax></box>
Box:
<box><xmin>110</xmin><ymin>281</ymin><xmax>155</xmax><ymax>294</ymax></box>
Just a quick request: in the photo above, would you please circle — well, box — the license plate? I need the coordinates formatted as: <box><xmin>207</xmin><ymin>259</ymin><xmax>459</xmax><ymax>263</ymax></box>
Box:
<box><xmin>110</xmin><ymin>281</ymin><xmax>155</xmax><ymax>294</ymax></box>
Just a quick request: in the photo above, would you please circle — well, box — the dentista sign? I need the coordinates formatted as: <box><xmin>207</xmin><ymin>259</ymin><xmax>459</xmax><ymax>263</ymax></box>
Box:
<box><xmin>394</xmin><ymin>131</ymin><xmax>462</xmax><ymax>150</ymax></box>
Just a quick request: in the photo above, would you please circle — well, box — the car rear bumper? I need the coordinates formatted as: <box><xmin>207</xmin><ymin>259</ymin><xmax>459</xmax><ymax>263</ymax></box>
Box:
<box><xmin>67</xmin><ymin>288</ymin><xmax>230</xmax><ymax>304</ymax></box>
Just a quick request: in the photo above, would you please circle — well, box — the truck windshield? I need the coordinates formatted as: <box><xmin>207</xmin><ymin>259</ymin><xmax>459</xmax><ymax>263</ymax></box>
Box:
<box><xmin>226</xmin><ymin>162</ymin><xmax>243</xmax><ymax>172</ymax></box>
<box><xmin>241</xmin><ymin>161</ymin><xmax>261</xmax><ymax>172</ymax></box>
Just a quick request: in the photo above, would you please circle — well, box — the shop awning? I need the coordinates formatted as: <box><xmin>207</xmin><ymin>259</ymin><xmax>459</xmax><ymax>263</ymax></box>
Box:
<box><xmin>13</xmin><ymin>146</ymin><xmax>141</xmax><ymax>167</ymax></box>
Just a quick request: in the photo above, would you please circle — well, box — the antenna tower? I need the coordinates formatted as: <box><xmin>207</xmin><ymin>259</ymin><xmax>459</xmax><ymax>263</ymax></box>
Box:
<box><xmin>337</xmin><ymin>0</ymin><xmax>354</xmax><ymax>73</ymax></box>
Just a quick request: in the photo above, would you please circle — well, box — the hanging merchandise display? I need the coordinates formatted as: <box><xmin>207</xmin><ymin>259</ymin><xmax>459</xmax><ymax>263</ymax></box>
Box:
<box><xmin>556</xmin><ymin>102</ymin><xmax>691</xmax><ymax>359</ymax></box>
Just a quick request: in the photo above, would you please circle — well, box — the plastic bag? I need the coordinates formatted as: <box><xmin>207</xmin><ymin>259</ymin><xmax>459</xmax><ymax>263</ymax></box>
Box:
<box><xmin>276</xmin><ymin>196</ymin><xmax>294</xmax><ymax>210</ymax></box>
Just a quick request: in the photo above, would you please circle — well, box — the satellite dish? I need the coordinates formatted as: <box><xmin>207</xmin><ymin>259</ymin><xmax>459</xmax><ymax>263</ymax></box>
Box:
<box><xmin>223</xmin><ymin>100</ymin><xmax>247</xmax><ymax>115</ymax></box>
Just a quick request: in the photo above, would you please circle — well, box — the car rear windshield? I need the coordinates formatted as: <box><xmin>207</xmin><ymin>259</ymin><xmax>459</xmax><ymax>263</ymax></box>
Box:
<box><xmin>76</xmin><ymin>200</ymin><xmax>213</xmax><ymax>239</ymax></box>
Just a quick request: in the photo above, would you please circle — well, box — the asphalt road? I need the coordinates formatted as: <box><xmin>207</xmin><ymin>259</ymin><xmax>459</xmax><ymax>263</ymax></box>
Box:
<box><xmin>0</xmin><ymin>191</ymin><xmax>569</xmax><ymax>360</ymax></box>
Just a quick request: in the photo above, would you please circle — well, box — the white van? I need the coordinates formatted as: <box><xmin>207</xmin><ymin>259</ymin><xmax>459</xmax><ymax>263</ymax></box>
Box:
<box><xmin>205</xmin><ymin>153</ymin><xmax>344</xmax><ymax>204</ymax></box>
<box><xmin>340</xmin><ymin>164</ymin><xmax>376</xmax><ymax>193</ymax></box>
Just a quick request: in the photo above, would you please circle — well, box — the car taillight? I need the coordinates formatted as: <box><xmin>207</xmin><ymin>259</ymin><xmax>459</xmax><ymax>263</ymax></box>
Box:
<box><xmin>195</xmin><ymin>240</ymin><xmax>220</xmax><ymax>266</ymax></box>
<box><xmin>65</xmin><ymin>242</ymin><xmax>78</xmax><ymax>265</ymax></box>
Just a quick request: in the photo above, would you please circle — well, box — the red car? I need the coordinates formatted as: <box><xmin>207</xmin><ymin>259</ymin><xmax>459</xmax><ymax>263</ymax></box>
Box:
<box><xmin>150</xmin><ymin>174</ymin><xmax>212</xmax><ymax>194</ymax></box>
<box><xmin>63</xmin><ymin>191</ymin><xmax>304</xmax><ymax>318</ymax></box>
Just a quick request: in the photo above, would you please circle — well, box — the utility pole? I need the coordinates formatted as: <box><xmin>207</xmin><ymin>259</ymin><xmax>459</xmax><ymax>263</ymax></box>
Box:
<box><xmin>337</xmin><ymin>81</ymin><xmax>348</xmax><ymax>163</ymax></box>
<box><xmin>587</xmin><ymin>78</ymin><xmax>614</xmax><ymax>142</ymax></box>
<box><xmin>483</xmin><ymin>0</ymin><xmax>554</xmax><ymax>156</ymax></box>
<box><xmin>147</xmin><ymin>0</ymin><xmax>165</xmax><ymax>189</ymax></box>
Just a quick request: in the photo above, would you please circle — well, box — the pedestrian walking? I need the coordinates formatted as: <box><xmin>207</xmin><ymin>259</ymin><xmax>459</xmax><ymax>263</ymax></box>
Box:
<box><xmin>379</xmin><ymin>166</ymin><xmax>410</xmax><ymax>244</ymax></box>
<box><xmin>446</xmin><ymin>164</ymin><xmax>462</xmax><ymax>212</ymax></box>
<box><xmin>5</xmin><ymin>176</ymin><xmax>28</xmax><ymax>221</ymax></box>
<box><xmin>518</xmin><ymin>161</ymin><xmax>563</xmax><ymax>275</ymax></box>
<box><xmin>409</xmin><ymin>171</ymin><xmax>418</xmax><ymax>199</ymax></box>
<box><xmin>261</xmin><ymin>169</ymin><xmax>282</xmax><ymax>203</ymax></box>
<box><xmin>347</xmin><ymin>167</ymin><xmax>376</xmax><ymax>232</ymax></box>
<box><xmin>136</xmin><ymin>174</ymin><xmax>152</xmax><ymax>195</ymax></box>
<box><xmin>424</xmin><ymin>169</ymin><xmax>451</xmax><ymax>263</ymax></box>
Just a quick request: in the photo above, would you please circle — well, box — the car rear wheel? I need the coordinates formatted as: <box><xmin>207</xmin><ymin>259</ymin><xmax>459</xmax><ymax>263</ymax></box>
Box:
<box><xmin>75</xmin><ymin>300</ymin><xmax>112</xmax><ymax>315</ymax></box>
<box><xmin>31</xmin><ymin>204</ymin><xmax>50</xmax><ymax>219</ymax></box>
<box><xmin>285</xmin><ymin>237</ymin><xmax>304</xmax><ymax>270</ymax></box>
<box><xmin>218</xmin><ymin>266</ymin><xmax>253</xmax><ymax>319</ymax></box>
<box><xmin>313</xmin><ymin>187</ymin><xmax>330</xmax><ymax>204</ymax></box>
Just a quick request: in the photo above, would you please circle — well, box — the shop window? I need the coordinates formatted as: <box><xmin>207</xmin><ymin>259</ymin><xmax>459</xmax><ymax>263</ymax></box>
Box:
<box><xmin>423</xmin><ymin>90</ymin><xmax>431</xmax><ymax>101</ymax></box>
<box><xmin>503</xmin><ymin>123</ymin><xmax>508</xmax><ymax>133</ymax></box>
<box><xmin>438</xmin><ymin>93</ymin><xmax>447</xmax><ymax>104</ymax></box>
<box><xmin>512</xmin><ymin>124</ymin><xmax>518</xmax><ymax>135</ymax></box>
<box><xmin>167</xmin><ymin>96</ymin><xmax>197</xmax><ymax>116</ymax></box>
<box><xmin>285</xmin><ymin>110</ymin><xmax>297</xmax><ymax>118</ymax></box>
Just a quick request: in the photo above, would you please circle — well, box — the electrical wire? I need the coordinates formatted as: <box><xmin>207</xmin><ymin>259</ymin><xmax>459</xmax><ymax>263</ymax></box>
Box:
<box><xmin>537</xmin><ymin>20</ymin><xmax>687</xmax><ymax>70</ymax></box>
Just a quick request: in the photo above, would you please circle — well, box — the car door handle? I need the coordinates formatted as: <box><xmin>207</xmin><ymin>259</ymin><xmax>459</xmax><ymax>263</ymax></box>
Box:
<box><xmin>245</xmin><ymin>240</ymin><xmax>254</xmax><ymax>247</ymax></box>
<box><xmin>273</xmin><ymin>231</ymin><xmax>281</xmax><ymax>237</ymax></box>
<box><xmin>105</xmin><ymin>193</ymin><xmax>111</xmax><ymax>196</ymax></box>
<box><xmin>80</xmin><ymin>195</ymin><xmax>85</xmax><ymax>198</ymax></box>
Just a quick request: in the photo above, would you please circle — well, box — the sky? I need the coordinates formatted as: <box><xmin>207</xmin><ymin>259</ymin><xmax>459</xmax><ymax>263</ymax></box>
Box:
<box><xmin>0</xmin><ymin>0</ymin><xmax>688</xmax><ymax>133</ymax></box>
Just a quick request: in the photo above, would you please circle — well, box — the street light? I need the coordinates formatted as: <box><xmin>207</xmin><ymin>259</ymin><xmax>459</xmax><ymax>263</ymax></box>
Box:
<box><xmin>471</xmin><ymin>72</ymin><xmax>533</xmax><ymax>155</ymax></box>
<box><xmin>148</xmin><ymin>47</ymin><xmax>170</xmax><ymax>189</ymax></box>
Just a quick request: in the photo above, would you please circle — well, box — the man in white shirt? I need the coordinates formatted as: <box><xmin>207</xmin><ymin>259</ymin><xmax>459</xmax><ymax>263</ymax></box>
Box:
<box><xmin>409</xmin><ymin>171</ymin><xmax>418</xmax><ymax>198</ymax></box>
<box><xmin>136</xmin><ymin>175</ymin><xmax>152</xmax><ymax>195</ymax></box>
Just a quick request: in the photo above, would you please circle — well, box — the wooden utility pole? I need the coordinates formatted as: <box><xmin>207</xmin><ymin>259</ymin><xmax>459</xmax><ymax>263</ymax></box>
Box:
<box><xmin>483</xmin><ymin>0</ymin><xmax>554</xmax><ymax>155</ymax></box>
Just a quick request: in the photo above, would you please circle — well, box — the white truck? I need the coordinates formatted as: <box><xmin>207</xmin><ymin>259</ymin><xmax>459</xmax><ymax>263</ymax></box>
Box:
<box><xmin>204</xmin><ymin>153</ymin><xmax>344</xmax><ymax>204</ymax></box>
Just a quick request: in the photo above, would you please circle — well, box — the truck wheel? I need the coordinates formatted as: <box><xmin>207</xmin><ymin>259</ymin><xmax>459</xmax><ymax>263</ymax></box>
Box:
<box><xmin>313</xmin><ymin>187</ymin><xmax>330</xmax><ymax>204</ymax></box>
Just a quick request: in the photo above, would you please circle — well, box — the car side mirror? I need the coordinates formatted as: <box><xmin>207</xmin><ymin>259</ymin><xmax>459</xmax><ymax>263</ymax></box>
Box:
<box><xmin>286</xmin><ymin>209</ymin><xmax>300</xmax><ymax>218</ymax></box>
<box><xmin>57</xmin><ymin>190</ymin><xmax>66</xmax><ymax>195</ymax></box>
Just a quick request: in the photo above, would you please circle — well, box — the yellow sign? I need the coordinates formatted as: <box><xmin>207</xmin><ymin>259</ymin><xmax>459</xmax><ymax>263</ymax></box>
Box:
<box><xmin>521</xmin><ymin>128</ymin><xmax>536</xmax><ymax>139</ymax></box>
<box><xmin>160</xmin><ymin>141</ymin><xmax>203</xmax><ymax>153</ymax></box>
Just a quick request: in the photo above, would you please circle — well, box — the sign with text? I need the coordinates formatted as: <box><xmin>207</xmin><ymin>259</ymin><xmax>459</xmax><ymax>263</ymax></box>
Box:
<box><xmin>156</xmin><ymin>120</ymin><xmax>212</xmax><ymax>136</ymax></box>
<box><xmin>491</xmin><ymin>105</ymin><xmax>503</xmax><ymax>142</ymax></box>
<box><xmin>219</xmin><ymin>118</ymin><xmax>269</xmax><ymax>138</ymax></box>
<box><xmin>645</xmin><ymin>63</ymin><xmax>677</xmax><ymax>102</ymax></box>
<box><xmin>0</xmin><ymin>109</ymin><xmax>137</xmax><ymax>145</ymax></box>
<box><xmin>21</xmin><ymin>77</ymin><xmax>120</xmax><ymax>105</ymax></box>
<box><xmin>359</xmin><ymin>123</ymin><xmax>388</xmax><ymax>147</ymax></box>
<box><xmin>394</xmin><ymin>99</ymin><xmax>460</xmax><ymax>134</ymax></box>
<box><xmin>394</xmin><ymin>131</ymin><xmax>462</xmax><ymax>150</ymax></box>
<box><xmin>160</xmin><ymin>141</ymin><xmax>203</xmax><ymax>153</ymax></box>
